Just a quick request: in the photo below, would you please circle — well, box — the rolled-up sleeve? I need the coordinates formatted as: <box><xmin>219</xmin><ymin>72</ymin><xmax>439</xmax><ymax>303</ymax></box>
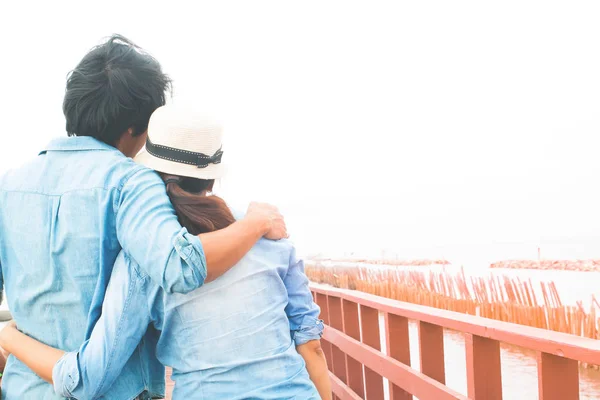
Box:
<box><xmin>52</xmin><ymin>352</ymin><xmax>79</xmax><ymax>398</ymax></box>
<box><xmin>283</xmin><ymin>246</ymin><xmax>324</xmax><ymax>346</ymax></box>
<box><xmin>116</xmin><ymin>167</ymin><xmax>206</xmax><ymax>294</ymax></box>
<box><xmin>292</xmin><ymin>316</ymin><xmax>325</xmax><ymax>346</ymax></box>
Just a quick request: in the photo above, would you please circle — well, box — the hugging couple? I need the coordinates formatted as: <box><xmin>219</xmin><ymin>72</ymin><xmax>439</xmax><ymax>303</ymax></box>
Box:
<box><xmin>0</xmin><ymin>35</ymin><xmax>331</xmax><ymax>400</ymax></box>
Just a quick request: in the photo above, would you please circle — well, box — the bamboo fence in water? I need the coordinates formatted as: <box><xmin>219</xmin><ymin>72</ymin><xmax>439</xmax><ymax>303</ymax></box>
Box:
<box><xmin>305</xmin><ymin>264</ymin><xmax>600</xmax><ymax>368</ymax></box>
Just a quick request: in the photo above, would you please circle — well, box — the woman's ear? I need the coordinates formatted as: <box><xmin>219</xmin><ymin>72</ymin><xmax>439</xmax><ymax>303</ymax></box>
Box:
<box><xmin>207</xmin><ymin>180</ymin><xmax>215</xmax><ymax>192</ymax></box>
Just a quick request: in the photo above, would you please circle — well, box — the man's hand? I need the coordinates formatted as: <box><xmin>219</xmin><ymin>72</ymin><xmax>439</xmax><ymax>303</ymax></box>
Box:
<box><xmin>246</xmin><ymin>202</ymin><xmax>288</xmax><ymax>240</ymax></box>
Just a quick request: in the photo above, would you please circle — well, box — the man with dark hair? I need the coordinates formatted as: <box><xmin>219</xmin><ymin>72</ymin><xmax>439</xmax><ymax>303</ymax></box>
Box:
<box><xmin>0</xmin><ymin>35</ymin><xmax>286</xmax><ymax>399</ymax></box>
<box><xmin>63</xmin><ymin>35</ymin><xmax>172</xmax><ymax>148</ymax></box>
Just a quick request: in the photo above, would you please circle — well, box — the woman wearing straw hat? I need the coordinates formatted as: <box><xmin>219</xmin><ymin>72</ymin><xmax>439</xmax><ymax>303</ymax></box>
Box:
<box><xmin>0</xmin><ymin>105</ymin><xmax>332</xmax><ymax>400</ymax></box>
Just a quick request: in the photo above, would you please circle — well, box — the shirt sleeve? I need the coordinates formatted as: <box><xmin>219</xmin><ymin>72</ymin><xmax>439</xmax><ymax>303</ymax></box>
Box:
<box><xmin>116</xmin><ymin>167</ymin><xmax>206</xmax><ymax>294</ymax></box>
<box><xmin>0</xmin><ymin>259</ymin><xmax>3</xmax><ymax>305</ymax></box>
<box><xmin>283</xmin><ymin>246</ymin><xmax>324</xmax><ymax>346</ymax></box>
<box><xmin>52</xmin><ymin>252</ymin><xmax>159</xmax><ymax>399</ymax></box>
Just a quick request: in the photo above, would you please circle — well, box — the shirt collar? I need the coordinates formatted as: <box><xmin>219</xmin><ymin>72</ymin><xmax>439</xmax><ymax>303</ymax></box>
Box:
<box><xmin>40</xmin><ymin>137</ymin><xmax>118</xmax><ymax>155</ymax></box>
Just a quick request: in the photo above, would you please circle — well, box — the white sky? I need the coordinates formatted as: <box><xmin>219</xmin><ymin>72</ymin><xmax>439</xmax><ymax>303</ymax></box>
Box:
<box><xmin>2</xmin><ymin>1</ymin><xmax>600</xmax><ymax>261</ymax></box>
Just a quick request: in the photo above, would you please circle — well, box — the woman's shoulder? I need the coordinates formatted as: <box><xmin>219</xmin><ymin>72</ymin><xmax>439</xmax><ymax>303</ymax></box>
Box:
<box><xmin>229</xmin><ymin>205</ymin><xmax>297</xmax><ymax>257</ymax></box>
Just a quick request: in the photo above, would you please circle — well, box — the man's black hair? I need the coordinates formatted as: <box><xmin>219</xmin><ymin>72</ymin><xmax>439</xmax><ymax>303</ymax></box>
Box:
<box><xmin>63</xmin><ymin>34</ymin><xmax>172</xmax><ymax>146</ymax></box>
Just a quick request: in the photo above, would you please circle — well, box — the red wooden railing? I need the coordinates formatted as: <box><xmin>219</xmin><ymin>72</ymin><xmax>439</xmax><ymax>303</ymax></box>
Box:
<box><xmin>311</xmin><ymin>283</ymin><xmax>600</xmax><ymax>400</ymax></box>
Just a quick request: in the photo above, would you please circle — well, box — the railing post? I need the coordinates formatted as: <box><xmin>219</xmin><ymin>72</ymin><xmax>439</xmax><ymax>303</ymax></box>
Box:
<box><xmin>385</xmin><ymin>313</ymin><xmax>412</xmax><ymax>400</ymax></box>
<box><xmin>537</xmin><ymin>352</ymin><xmax>579</xmax><ymax>400</ymax></box>
<box><xmin>328</xmin><ymin>296</ymin><xmax>348</xmax><ymax>385</ymax></box>
<box><xmin>465</xmin><ymin>334</ymin><xmax>502</xmax><ymax>400</ymax></box>
<box><xmin>342</xmin><ymin>299</ymin><xmax>365</xmax><ymax>397</ymax></box>
<box><xmin>316</xmin><ymin>293</ymin><xmax>333</xmax><ymax>369</ymax></box>
<box><xmin>360</xmin><ymin>305</ymin><xmax>385</xmax><ymax>399</ymax></box>
<box><xmin>418</xmin><ymin>321</ymin><xmax>445</xmax><ymax>384</ymax></box>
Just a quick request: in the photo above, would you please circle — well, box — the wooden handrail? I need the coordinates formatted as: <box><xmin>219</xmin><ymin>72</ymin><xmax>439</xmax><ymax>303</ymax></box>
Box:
<box><xmin>311</xmin><ymin>283</ymin><xmax>600</xmax><ymax>366</ymax></box>
<box><xmin>312</xmin><ymin>283</ymin><xmax>596</xmax><ymax>399</ymax></box>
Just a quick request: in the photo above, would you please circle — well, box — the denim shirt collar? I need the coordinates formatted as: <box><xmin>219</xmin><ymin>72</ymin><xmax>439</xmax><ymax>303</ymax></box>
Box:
<box><xmin>40</xmin><ymin>137</ymin><xmax>118</xmax><ymax>155</ymax></box>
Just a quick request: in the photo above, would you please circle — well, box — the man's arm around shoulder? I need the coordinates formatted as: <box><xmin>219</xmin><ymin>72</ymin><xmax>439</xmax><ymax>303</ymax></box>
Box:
<box><xmin>117</xmin><ymin>168</ymin><xmax>286</xmax><ymax>293</ymax></box>
<box><xmin>201</xmin><ymin>202</ymin><xmax>287</xmax><ymax>282</ymax></box>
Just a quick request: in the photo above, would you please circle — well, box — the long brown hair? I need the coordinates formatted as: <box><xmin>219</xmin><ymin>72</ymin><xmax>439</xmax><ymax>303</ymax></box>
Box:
<box><xmin>162</xmin><ymin>174</ymin><xmax>235</xmax><ymax>235</ymax></box>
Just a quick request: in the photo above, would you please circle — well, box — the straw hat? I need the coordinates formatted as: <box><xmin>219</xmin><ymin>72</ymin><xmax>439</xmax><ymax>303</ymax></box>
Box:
<box><xmin>135</xmin><ymin>105</ymin><xmax>226</xmax><ymax>179</ymax></box>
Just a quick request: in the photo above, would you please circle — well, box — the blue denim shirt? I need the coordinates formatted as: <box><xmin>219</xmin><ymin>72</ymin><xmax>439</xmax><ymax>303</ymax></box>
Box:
<box><xmin>0</xmin><ymin>137</ymin><xmax>207</xmax><ymax>400</ymax></box>
<box><xmin>53</xmin><ymin>237</ymin><xmax>323</xmax><ymax>400</ymax></box>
